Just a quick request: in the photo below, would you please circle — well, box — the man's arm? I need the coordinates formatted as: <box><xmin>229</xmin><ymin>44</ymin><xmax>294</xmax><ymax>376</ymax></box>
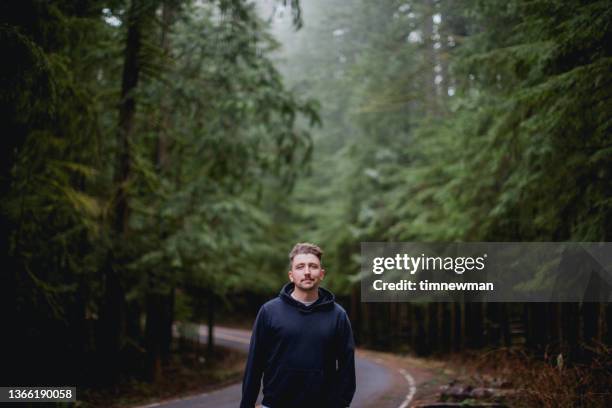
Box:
<box><xmin>333</xmin><ymin>311</ymin><xmax>356</xmax><ymax>407</ymax></box>
<box><xmin>240</xmin><ymin>305</ymin><xmax>268</xmax><ymax>408</ymax></box>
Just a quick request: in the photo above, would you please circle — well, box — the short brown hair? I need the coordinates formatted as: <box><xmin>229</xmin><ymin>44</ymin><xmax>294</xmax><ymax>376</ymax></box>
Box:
<box><xmin>289</xmin><ymin>242</ymin><xmax>323</xmax><ymax>266</ymax></box>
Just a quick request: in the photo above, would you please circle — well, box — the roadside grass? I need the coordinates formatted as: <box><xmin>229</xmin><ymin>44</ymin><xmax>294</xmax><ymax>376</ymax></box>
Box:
<box><xmin>359</xmin><ymin>343</ymin><xmax>611</xmax><ymax>407</ymax></box>
<box><xmin>464</xmin><ymin>343</ymin><xmax>612</xmax><ymax>408</ymax></box>
<box><xmin>77</xmin><ymin>344</ymin><xmax>246</xmax><ymax>408</ymax></box>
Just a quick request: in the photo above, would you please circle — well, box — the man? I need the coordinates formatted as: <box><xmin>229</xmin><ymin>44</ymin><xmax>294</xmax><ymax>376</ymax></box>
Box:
<box><xmin>240</xmin><ymin>243</ymin><xmax>356</xmax><ymax>408</ymax></box>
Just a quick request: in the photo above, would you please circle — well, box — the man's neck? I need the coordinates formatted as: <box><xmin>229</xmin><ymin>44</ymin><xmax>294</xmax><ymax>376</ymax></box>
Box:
<box><xmin>291</xmin><ymin>286</ymin><xmax>319</xmax><ymax>303</ymax></box>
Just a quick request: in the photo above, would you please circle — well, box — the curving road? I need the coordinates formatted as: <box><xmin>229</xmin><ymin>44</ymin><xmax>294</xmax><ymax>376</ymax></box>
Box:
<box><xmin>137</xmin><ymin>326</ymin><xmax>414</xmax><ymax>408</ymax></box>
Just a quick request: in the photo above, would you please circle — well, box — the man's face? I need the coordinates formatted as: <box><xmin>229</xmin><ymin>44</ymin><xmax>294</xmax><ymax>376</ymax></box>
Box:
<box><xmin>289</xmin><ymin>253</ymin><xmax>325</xmax><ymax>291</ymax></box>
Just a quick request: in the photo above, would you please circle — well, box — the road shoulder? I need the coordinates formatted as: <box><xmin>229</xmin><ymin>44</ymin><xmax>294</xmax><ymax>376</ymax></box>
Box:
<box><xmin>357</xmin><ymin>349</ymin><xmax>452</xmax><ymax>407</ymax></box>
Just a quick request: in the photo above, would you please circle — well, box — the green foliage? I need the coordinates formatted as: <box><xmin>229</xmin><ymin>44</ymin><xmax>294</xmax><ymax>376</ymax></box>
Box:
<box><xmin>389</xmin><ymin>0</ymin><xmax>612</xmax><ymax>242</ymax></box>
<box><xmin>4</xmin><ymin>0</ymin><xmax>610</xmax><ymax>384</ymax></box>
<box><xmin>273</xmin><ymin>0</ymin><xmax>611</xmax><ymax>296</ymax></box>
<box><xmin>126</xmin><ymin>1</ymin><xmax>319</xmax><ymax>300</ymax></box>
<box><xmin>2</xmin><ymin>2</ymin><xmax>113</xmax><ymax>331</ymax></box>
<box><xmin>3</xmin><ymin>0</ymin><xmax>318</xmax><ymax>375</ymax></box>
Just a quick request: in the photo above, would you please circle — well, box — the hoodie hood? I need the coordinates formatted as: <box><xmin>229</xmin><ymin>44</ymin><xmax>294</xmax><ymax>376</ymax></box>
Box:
<box><xmin>280</xmin><ymin>282</ymin><xmax>335</xmax><ymax>314</ymax></box>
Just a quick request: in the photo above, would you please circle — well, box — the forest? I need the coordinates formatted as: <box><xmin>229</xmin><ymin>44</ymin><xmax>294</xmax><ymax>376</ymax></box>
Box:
<box><xmin>2</xmin><ymin>0</ymin><xmax>611</xmax><ymax>406</ymax></box>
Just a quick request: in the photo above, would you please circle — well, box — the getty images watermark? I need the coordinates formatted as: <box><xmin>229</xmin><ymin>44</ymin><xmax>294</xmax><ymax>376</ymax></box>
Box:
<box><xmin>360</xmin><ymin>242</ymin><xmax>612</xmax><ymax>302</ymax></box>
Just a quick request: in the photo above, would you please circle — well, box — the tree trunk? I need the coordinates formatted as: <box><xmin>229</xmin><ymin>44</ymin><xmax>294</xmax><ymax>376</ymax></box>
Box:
<box><xmin>526</xmin><ymin>303</ymin><xmax>547</xmax><ymax>354</ymax></box>
<box><xmin>389</xmin><ymin>303</ymin><xmax>397</xmax><ymax>350</ymax></box>
<box><xmin>423</xmin><ymin>0</ymin><xmax>440</xmax><ymax>118</ymax></box>
<box><xmin>350</xmin><ymin>285</ymin><xmax>361</xmax><ymax>344</ymax></box>
<box><xmin>207</xmin><ymin>288</ymin><xmax>215</xmax><ymax>359</ymax></box>
<box><xmin>114</xmin><ymin>0</ymin><xmax>146</xmax><ymax>233</ymax></box>
<box><xmin>101</xmin><ymin>0</ymin><xmax>154</xmax><ymax>383</ymax></box>
<box><xmin>450</xmin><ymin>302</ymin><xmax>457</xmax><ymax>352</ymax></box>
<box><xmin>414</xmin><ymin>305</ymin><xmax>427</xmax><ymax>355</ymax></box>
<box><xmin>147</xmin><ymin>0</ymin><xmax>177</xmax><ymax>376</ymax></box>
<box><xmin>424</xmin><ymin>303</ymin><xmax>432</xmax><ymax>354</ymax></box>
<box><xmin>500</xmin><ymin>303</ymin><xmax>511</xmax><ymax>347</ymax></box>
<box><xmin>459</xmin><ymin>300</ymin><xmax>467</xmax><ymax>350</ymax></box>
<box><xmin>561</xmin><ymin>302</ymin><xmax>579</xmax><ymax>360</ymax></box>
<box><xmin>161</xmin><ymin>287</ymin><xmax>175</xmax><ymax>363</ymax></box>
<box><xmin>605</xmin><ymin>303</ymin><xmax>612</xmax><ymax>345</ymax></box>
<box><xmin>437</xmin><ymin>302</ymin><xmax>446</xmax><ymax>353</ymax></box>
<box><xmin>466</xmin><ymin>303</ymin><xmax>484</xmax><ymax>349</ymax></box>
<box><xmin>99</xmin><ymin>259</ymin><xmax>126</xmax><ymax>383</ymax></box>
<box><xmin>145</xmin><ymin>291</ymin><xmax>163</xmax><ymax>382</ymax></box>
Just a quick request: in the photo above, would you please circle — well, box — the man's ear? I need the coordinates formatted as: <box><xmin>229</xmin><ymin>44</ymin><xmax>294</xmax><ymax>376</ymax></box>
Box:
<box><xmin>288</xmin><ymin>270</ymin><xmax>294</xmax><ymax>282</ymax></box>
<box><xmin>321</xmin><ymin>269</ymin><xmax>326</xmax><ymax>279</ymax></box>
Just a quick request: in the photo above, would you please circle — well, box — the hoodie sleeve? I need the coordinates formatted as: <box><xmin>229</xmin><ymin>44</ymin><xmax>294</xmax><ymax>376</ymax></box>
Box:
<box><xmin>240</xmin><ymin>305</ymin><xmax>268</xmax><ymax>408</ymax></box>
<box><xmin>332</xmin><ymin>311</ymin><xmax>356</xmax><ymax>407</ymax></box>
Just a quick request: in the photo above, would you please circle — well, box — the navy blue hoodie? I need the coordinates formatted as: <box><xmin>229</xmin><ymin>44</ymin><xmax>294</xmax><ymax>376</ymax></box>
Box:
<box><xmin>240</xmin><ymin>283</ymin><xmax>356</xmax><ymax>408</ymax></box>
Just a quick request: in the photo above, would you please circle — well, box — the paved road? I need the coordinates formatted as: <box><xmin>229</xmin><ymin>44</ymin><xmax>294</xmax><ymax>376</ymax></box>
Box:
<box><xmin>139</xmin><ymin>326</ymin><xmax>412</xmax><ymax>408</ymax></box>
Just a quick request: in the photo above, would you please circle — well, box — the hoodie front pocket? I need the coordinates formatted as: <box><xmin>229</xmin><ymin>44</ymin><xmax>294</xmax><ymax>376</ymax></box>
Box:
<box><xmin>265</xmin><ymin>367</ymin><xmax>326</xmax><ymax>406</ymax></box>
